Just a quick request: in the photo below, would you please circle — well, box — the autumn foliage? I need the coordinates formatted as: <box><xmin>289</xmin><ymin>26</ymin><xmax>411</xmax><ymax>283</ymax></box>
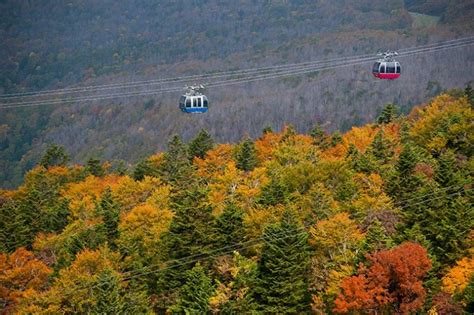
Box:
<box><xmin>334</xmin><ymin>242</ymin><xmax>431</xmax><ymax>314</ymax></box>
<box><xmin>0</xmin><ymin>92</ymin><xmax>472</xmax><ymax>313</ymax></box>
<box><xmin>0</xmin><ymin>248</ymin><xmax>52</xmax><ymax>313</ymax></box>
<box><xmin>442</xmin><ymin>250</ymin><xmax>474</xmax><ymax>295</ymax></box>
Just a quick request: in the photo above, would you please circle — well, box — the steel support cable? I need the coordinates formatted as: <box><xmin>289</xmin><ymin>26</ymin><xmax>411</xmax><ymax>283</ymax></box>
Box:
<box><xmin>1</xmin><ymin>36</ymin><xmax>473</xmax><ymax>100</ymax></box>
<box><xmin>204</xmin><ymin>39</ymin><xmax>474</xmax><ymax>89</ymax></box>
<box><xmin>0</xmin><ymin>53</ymin><xmax>376</xmax><ymax>99</ymax></box>
<box><xmin>0</xmin><ymin>39</ymin><xmax>473</xmax><ymax>109</ymax></box>
<box><xmin>0</xmin><ymin>57</ymin><xmax>378</xmax><ymax>108</ymax></box>
<box><xmin>2</xmin><ymin>36</ymin><xmax>472</xmax><ymax>104</ymax></box>
<box><xmin>2</xmin><ymin>38</ymin><xmax>473</xmax><ymax>107</ymax></box>
<box><xmin>0</xmin><ymin>52</ymin><xmax>383</xmax><ymax>106</ymax></box>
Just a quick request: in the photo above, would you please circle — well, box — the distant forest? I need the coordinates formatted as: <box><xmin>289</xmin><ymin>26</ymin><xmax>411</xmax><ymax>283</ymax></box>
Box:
<box><xmin>1</xmin><ymin>0</ymin><xmax>473</xmax><ymax>187</ymax></box>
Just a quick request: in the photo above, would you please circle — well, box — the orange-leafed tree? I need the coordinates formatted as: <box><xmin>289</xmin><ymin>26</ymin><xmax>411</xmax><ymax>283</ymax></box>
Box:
<box><xmin>334</xmin><ymin>242</ymin><xmax>431</xmax><ymax>314</ymax></box>
<box><xmin>255</xmin><ymin>130</ymin><xmax>283</xmax><ymax>162</ymax></box>
<box><xmin>442</xmin><ymin>250</ymin><xmax>474</xmax><ymax>295</ymax></box>
<box><xmin>0</xmin><ymin>248</ymin><xmax>52</xmax><ymax>313</ymax></box>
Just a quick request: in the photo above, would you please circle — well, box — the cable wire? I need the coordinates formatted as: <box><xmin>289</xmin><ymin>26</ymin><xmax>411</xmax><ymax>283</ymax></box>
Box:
<box><xmin>1</xmin><ymin>38</ymin><xmax>473</xmax><ymax>110</ymax></box>
<box><xmin>0</xmin><ymin>36</ymin><xmax>473</xmax><ymax>108</ymax></box>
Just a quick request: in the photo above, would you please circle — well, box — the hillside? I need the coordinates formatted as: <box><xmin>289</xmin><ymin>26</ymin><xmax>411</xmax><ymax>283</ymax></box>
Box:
<box><xmin>1</xmin><ymin>0</ymin><xmax>474</xmax><ymax>188</ymax></box>
<box><xmin>1</xmin><ymin>91</ymin><xmax>473</xmax><ymax>313</ymax></box>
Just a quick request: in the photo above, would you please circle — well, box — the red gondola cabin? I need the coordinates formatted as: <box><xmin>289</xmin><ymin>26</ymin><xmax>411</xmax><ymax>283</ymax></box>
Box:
<box><xmin>372</xmin><ymin>61</ymin><xmax>401</xmax><ymax>80</ymax></box>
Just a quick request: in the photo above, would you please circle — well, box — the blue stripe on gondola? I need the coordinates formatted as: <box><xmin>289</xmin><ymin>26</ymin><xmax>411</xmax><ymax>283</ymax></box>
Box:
<box><xmin>181</xmin><ymin>107</ymin><xmax>208</xmax><ymax>113</ymax></box>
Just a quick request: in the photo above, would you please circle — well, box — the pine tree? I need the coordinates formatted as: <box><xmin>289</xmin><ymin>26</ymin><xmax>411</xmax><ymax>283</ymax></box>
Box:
<box><xmin>368</xmin><ymin>130</ymin><xmax>394</xmax><ymax>165</ymax></box>
<box><xmin>435</xmin><ymin>150</ymin><xmax>465</xmax><ymax>191</ymax></box>
<box><xmin>400</xmin><ymin>121</ymin><xmax>411</xmax><ymax>144</ymax></box>
<box><xmin>377</xmin><ymin>103</ymin><xmax>399</xmax><ymax>124</ymax></box>
<box><xmin>40</xmin><ymin>144</ymin><xmax>70</xmax><ymax>168</ymax></box>
<box><xmin>170</xmin><ymin>263</ymin><xmax>215</xmax><ymax>314</ymax></box>
<box><xmin>91</xmin><ymin>269</ymin><xmax>125</xmax><ymax>314</ymax></box>
<box><xmin>401</xmin><ymin>184</ymin><xmax>472</xmax><ymax>266</ymax></box>
<box><xmin>98</xmin><ymin>188</ymin><xmax>120</xmax><ymax>248</ymax></box>
<box><xmin>253</xmin><ymin>210</ymin><xmax>310</xmax><ymax>313</ymax></box>
<box><xmin>159</xmin><ymin>134</ymin><xmax>194</xmax><ymax>186</ymax></box>
<box><xmin>330</xmin><ymin>131</ymin><xmax>343</xmax><ymax>147</ymax></box>
<box><xmin>258</xmin><ymin>178</ymin><xmax>287</xmax><ymax>206</ymax></box>
<box><xmin>310</xmin><ymin>123</ymin><xmax>328</xmax><ymax>148</ymax></box>
<box><xmin>392</xmin><ymin>144</ymin><xmax>419</xmax><ymax>198</ymax></box>
<box><xmin>132</xmin><ymin>159</ymin><xmax>160</xmax><ymax>180</ymax></box>
<box><xmin>235</xmin><ymin>137</ymin><xmax>258</xmax><ymax>172</ymax></box>
<box><xmin>158</xmin><ymin>186</ymin><xmax>216</xmax><ymax>295</ymax></box>
<box><xmin>346</xmin><ymin>144</ymin><xmax>375</xmax><ymax>173</ymax></box>
<box><xmin>262</xmin><ymin>125</ymin><xmax>273</xmax><ymax>135</ymax></box>
<box><xmin>91</xmin><ymin>268</ymin><xmax>152</xmax><ymax>314</ymax></box>
<box><xmin>465</xmin><ymin>84</ymin><xmax>474</xmax><ymax>107</ymax></box>
<box><xmin>215</xmin><ymin>203</ymin><xmax>245</xmax><ymax>248</ymax></box>
<box><xmin>0</xmin><ymin>174</ymin><xmax>69</xmax><ymax>251</ymax></box>
<box><xmin>86</xmin><ymin>158</ymin><xmax>105</xmax><ymax>177</ymax></box>
<box><xmin>114</xmin><ymin>160</ymin><xmax>128</xmax><ymax>176</ymax></box>
<box><xmin>188</xmin><ymin>129</ymin><xmax>215</xmax><ymax>160</ymax></box>
<box><xmin>461</xmin><ymin>274</ymin><xmax>474</xmax><ymax>313</ymax></box>
<box><xmin>361</xmin><ymin>220</ymin><xmax>393</xmax><ymax>255</ymax></box>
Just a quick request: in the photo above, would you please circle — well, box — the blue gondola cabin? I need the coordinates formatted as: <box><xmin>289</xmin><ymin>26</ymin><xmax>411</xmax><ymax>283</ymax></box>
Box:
<box><xmin>179</xmin><ymin>94</ymin><xmax>209</xmax><ymax>113</ymax></box>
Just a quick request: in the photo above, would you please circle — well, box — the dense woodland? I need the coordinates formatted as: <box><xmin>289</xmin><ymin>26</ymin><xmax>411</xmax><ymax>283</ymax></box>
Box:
<box><xmin>1</xmin><ymin>90</ymin><xmax>473</xmax><ymax>313</ymax></box>
<box><xmin>1</xmin><ymin>0</ymin><xmax>474</xmax><ymax>188</ymax></box>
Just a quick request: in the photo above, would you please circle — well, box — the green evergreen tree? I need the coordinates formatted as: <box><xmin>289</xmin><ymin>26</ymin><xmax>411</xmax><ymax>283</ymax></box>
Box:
<box><xmin>361</xmin><ymin>220</ymin><xmax>393</xmax><ymax>254</ymax></box>
<box><xmin>40</xmin><ymin>144</ymin><xmax>70</xmax><ymax>168</ymax></box>
<box><xmin>465</xmin><ymin>84</ymin><xmax>474</xmax><ymax>107</ymax></box>
<box><xmin>91</xmin><ymin>269</ymin><xmax>125</xmax><ymax>314</ymax></box>
<box><xmin>114</xmin><ymin>160</ymin><xmax>128</xmax><ymax>176</ymax></box>
<box><xmin>401</xmin><ymin>184</ymin><xmax>472</xmax><ymax>266</ymax></box>
<box><xmin>188</xmin><ymin>129</ymin><xmax>215</xmax><ymax>160</ymax></box>
<box><xmin>460</xmin><ymin>274</ymin><xmax>474</xmax><ymax>313</ymax></box>
<box><xmin>253</xmin><ymin>210</ymin><xmax>310</xmax><ymax>313</ymax></box>
<box><xmin>310</xmin><ymin>123</ymin><xmax>328</xmax><ymax>148</ymax></box>
<box><xmin>86</xmin><ymin>158</ymin><xmax>105</xmax><ymax>177</ymax></box>
<box><xmin>434</xmin><ymin>150</ymin><xmax>465</xmax><ymax>190</ymax></box>
<box><xmin>170</xmin><ymin>263</ymin><xmax>215</xmax><ymax>314</ymax></box>
<box><xmin>98</xmin><ymin>188</ymin><xmax>120</xmax><ymax>248</ymax></box>
<box><xmin>368</xmin><ymin>130</ymin><xmax>393</xmax><ymax>164</ymax></box>
<box><xmin>215</xmin><ymin>203</ymin><xmax>245</xmax><ymax>248</ymax></box>
<box><xmin>0</xmin><ymin>170</ymin><xmax>69</xmax><ymax>251</ymax></box>
<box><xmin>390</xmin><ymin>144</ymin><xmax>419</xmax><ymax>199</ymax></box>
<box><xmin>258</xmin><ymin>178</ymin><xmax>288</xmax><ymax>206</ymax></box>
<box><xmin>330</xmin><ymin>131</ymin><xmax>343</xmax><ymax>147</ymax></box>
<box><xmin>132</xmin><ymin>159</ymin><xmax>160</xmax><ymax>181</ymax></box>
<box><xmin>400</xmin><ymin>121</ymin><xmax>411</xmax><ymax>144</ymax></box>
<box><xmin>262</xmin><ymin>125</ymin><xmax>273</xmax><ymax>135</ymax></box>
<box><xmin>346</xmin><ymin>144</ymin><xmax>375</xmax><ymax>173</ymax></box>
<box><xmin>158</xmin><ymin>186</ymin><xmax>216</xmax><ymax>296</ymax></box>
<box><xmin>235</xmin><ymin>137</ymin><xmax>258</xmax><ymax>172</ymax></box>
<box><xmin>91</xmin><ymin>268</ymin><xmax>152</xmax><ymax>314</ymax></box>
<box><xmin>159</xmin><ymin>135</ymin><xmax>194</xmax><ymax>187</ymax></box>
<box><xmin>377</xmin><ymin>103</ymin><xmax>399</xmax><ymax>124</ymax></box>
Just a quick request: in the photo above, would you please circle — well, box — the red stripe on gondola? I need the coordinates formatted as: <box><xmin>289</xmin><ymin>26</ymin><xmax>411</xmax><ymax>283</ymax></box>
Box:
<box><xmin>375</xmin><ymin>73</ymin><xmax>400</xmax><ymax>80</ymax></box>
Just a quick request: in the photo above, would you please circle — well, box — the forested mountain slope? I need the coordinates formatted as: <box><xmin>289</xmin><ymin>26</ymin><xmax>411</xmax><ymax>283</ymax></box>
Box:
<box><xmin>1</xmin><ymin>91</ymin><xmax>473</xmax><ymax>313</ymax></box>
<box><xmin>1</xmin><ymin>0</ymin><xmax>473</xmax><ymax>188</ymax></box>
